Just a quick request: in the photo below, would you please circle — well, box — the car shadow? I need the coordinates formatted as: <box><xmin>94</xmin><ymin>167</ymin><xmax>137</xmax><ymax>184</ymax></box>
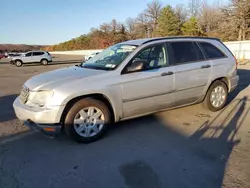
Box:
<box><xmin>109</xmin><ymin>96</ymin><xmax>249</xmax><ymax>188</ymax></box>
<box><xmin>227</xmin><ymin>68</ymin><xmax>250</xmax><ymax>104</ymax></box>
<box><xmin>0</xmin><ymin>94</ymin><xmax>18</xmax><ymax>123</ymax></box>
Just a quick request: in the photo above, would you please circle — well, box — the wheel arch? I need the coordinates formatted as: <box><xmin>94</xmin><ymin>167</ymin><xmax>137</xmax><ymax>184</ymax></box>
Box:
<box><xmin>60</xmin><ymin>93</ymin><xmax>116</xmax><ymax>124</ymax></box>
<box><xmin>15</xmin><ymin>59</ymin><xmax>23</xmax><ymax>63</ymax></box>
<box><xmin>40</xmin><ymin>58</ymin><xmax>49</xmax><ymax>62</ymax></box>
<box><xmin>202</xmin><ymin>77</ymin><xmax>229</xmax><ymax>102</ymax></box>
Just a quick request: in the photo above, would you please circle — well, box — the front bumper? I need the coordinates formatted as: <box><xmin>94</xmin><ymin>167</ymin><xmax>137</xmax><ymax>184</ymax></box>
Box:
<box><xmin>13</xmin><ymin>97</ymin><xmax>64</xmax><ymax>135</ymax></box>
<box><xmin>24</xmin><ymin>120</ymin><xmax>61</xmax><ymax>137</ymax></box>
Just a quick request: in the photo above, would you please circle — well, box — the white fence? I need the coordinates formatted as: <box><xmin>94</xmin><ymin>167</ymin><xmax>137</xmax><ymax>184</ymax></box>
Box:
<box><xmin>50</xmin><ymin>40</ymin><xmax>250</xmax><ymax>59</ymax></box>
<box><xmin>224</xmin><ymin>40</ymin><xmax>250</xmax><ymax>59</ymax></box>
<box><xmin>50</xmin><ymin>49</ymin><xmax>103</xmax><ymax>56</ymax></box>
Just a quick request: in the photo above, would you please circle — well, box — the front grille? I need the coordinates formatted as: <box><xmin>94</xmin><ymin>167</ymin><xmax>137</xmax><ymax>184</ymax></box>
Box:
<box><xmin>20</xmin><ymin>86</ymin><xmax>29</xmax><ymax>104</ymax></box>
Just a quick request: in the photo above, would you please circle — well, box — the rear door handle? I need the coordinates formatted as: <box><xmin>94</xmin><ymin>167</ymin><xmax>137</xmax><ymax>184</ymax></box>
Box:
<box><xmin>200</xmin><ymin>65</ymin><xmax>211</xmax><ymax>69</ymax></box>
<box><xmin>161</xmin><ymin>71</ymin><xmax>173</xmax><ymax>76</ymax></box>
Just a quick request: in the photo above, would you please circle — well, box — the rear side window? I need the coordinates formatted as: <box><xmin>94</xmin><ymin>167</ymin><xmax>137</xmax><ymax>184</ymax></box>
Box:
<box><xmin>198</xmin><ymin>42</ymin><xmax>226</xmax><ymax>59</ymax></box>
<box><xmin>169</xmin><ymin>41</ymin><xmax>205</xmax><ymax>65</ymax></box>
<box><xmin>33</xmin><ymin>52</ymin><xmax>44</xmax><ymax>56</ymax></box>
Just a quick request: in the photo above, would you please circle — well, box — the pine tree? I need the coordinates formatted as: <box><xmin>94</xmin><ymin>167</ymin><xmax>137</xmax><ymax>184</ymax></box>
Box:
<box><xmin>154</xmin><ymin>5</ymin><xmax>181</xmax><ymax>36</ymax></box>
<box><xmin>181</xmin><ymin>16</ymin><xmax>200</xmax><ymax>36</ymax></box>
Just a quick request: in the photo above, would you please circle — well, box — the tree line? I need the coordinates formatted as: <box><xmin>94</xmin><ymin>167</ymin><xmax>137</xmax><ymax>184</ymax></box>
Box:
<box><xmin>44</xmin><ymin>0</ymin><xmax>250</xmax><ymax>51</ymax></box>
<box><xmin>0</xmin><ymin>44</ymin><xmax>47</xmax><ymax>53</ymax></box>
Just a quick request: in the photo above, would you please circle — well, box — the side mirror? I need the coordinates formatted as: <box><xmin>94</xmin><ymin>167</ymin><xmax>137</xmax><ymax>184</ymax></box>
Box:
<box><xmin>127</xmin><ymin>60</ymin><xmax>144</xmax><ymax>72</ymax></box>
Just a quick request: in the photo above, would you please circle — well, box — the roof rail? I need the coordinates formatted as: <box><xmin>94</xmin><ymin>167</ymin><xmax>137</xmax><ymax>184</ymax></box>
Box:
<box><xmin>142</xmin><ymin>36</ymin><xmax>221</xmax><ymax>45</ymax></box>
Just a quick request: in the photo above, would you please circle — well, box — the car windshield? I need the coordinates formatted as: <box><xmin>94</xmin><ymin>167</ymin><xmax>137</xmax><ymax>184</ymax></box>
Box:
<box><xmin>81</xmin><ymin>44</ymin><xmax>137</xmax><ymax>70</ymax></box>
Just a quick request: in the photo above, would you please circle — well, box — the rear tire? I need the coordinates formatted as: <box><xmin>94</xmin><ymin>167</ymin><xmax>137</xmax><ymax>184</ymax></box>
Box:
<box><xmin>15</xmin><ymin>60</ymin><xmax>22</xmax><ymax>67</ymax></box>
<box><xmin>41</xmin><ymin>59</ymin><xmax>48</xmax><ymax>66</ymax></box>
<box><xmin>203</xmin><ymin>80</ymin><xmax>228</xmax><ymax>112</ymax></box>
<box><xmin>64</xmin><ymin>98</ymin><xmax>111</xmax><ymax>143</ymax></box>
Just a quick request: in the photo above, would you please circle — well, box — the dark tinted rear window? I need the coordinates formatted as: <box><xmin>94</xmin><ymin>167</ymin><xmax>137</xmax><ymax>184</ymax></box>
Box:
<box><xmin>33</xmin><ymin>52</ymin><xmax>44</xmax><ymax>56</ymax></box>
<box><xmin>170</xmin><ymin>41</ymin><xmax>205</xmax><ymax>65</ymax></box>
<box><xmin>199</xmin><ymin>42</ymin><xmax>226</xmax><ymax>59</ymax></box>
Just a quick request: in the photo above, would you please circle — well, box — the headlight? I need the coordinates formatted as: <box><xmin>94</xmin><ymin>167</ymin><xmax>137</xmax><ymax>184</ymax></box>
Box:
<box><xmin>26</xmin><ymin>90</ymin><xmax>54</xmax><ymax>107</ymax></box>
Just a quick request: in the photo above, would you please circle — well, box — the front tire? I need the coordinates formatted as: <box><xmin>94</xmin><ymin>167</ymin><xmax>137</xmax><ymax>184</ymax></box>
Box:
<box><xmin>203</xmin><ymin>80</ymin><xmax>228</xmax><ymax>112</ymax></box>
<box><xmin>15</xmin><ymin>60</ymin><xmax>22</xmax><ymax>67</ymax></box>
<box><xmin>64</xmin><ymin>98</ymin><xmax>111</xmax><ymax>143</ymax></box>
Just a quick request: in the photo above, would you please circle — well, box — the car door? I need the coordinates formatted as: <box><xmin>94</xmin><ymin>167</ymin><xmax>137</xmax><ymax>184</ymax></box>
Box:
<box><xmin>121</xmin><ymin>43</ymin><xmax>175</xmax><ymax>118</ymax></box>
<box><xmin>23</xmin><ymin>52</ymin><xmax>33</xmax><ymax>63</ymax></box>
<box><xmin>32</xmin><ymin>52</ymin><xmax>43</xmax><ymax>62</ymax></box>
<box><xmin>168</xmin><ymin>41</ymin><xmax>212</xmax><ymax>106</ymax></box>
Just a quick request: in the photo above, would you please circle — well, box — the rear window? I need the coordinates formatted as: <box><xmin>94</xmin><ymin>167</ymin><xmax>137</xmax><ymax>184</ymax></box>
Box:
<box><xmin>33</xmin><ymin>52</ymin><xmax>44</xmax><ymax>56</ymax></box>
<box><xmin>198</xmin><ymin>42</ymin><xmax>226</xmax><ymax>59</ymax></box>
<box><xmin>169</xmin><ymin>41</ymin><xmax>205</xmax><ymax>65</ymax></box>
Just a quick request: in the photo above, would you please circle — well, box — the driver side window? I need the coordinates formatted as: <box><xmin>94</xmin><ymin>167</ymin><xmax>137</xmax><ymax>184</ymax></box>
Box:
<box><xmin>25</xmin><ymin>52</ymin><xmax>32</xmax><ymax>57</ymax></box>
<box><xmin>127</xmin><ymin>43</ymin><xmax>167</xmax><ymax>73</ymax></box>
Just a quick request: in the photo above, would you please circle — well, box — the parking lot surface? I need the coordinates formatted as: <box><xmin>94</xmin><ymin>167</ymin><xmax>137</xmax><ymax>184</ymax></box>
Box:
<box><xmin>0</xmin><ymin>55</ymin><xmax>250</xmax><ymax>188</ymax></box>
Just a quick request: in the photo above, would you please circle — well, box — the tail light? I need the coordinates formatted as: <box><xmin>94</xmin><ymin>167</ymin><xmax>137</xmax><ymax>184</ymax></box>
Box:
<box><xmin>234</xmin><ymin>56</ymin><xmax>238</xmax><ymax>69</ymax></box>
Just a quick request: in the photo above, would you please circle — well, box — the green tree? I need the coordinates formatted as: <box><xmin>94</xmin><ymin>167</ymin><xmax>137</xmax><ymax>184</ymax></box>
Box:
<box><xmin>154</xmin><ymin>5</ymin><xmax>181</xmax><ymax>36</ymax></box>
<box><xmin>181</xmin><ymin>16</ymin><xmax>200</xmax><ymax>36</ymax></box>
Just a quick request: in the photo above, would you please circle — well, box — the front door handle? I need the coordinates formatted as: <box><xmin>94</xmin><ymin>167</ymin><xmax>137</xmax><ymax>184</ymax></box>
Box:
<box><xmin>200</xmin><ymin>65</ymin><xmax>211</xmax><ymax>69</ymax></box>
<box><xmin>161</xmin><ymin>71</ymin><xmax>173</xmax><ymax>76</ymax></box>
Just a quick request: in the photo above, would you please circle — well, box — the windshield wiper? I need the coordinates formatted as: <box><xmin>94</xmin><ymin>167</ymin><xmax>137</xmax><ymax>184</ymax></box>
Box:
<box><xmin>75</xmin><ymin>62</ymin><xmax>84</xmax><ymax>67</ymax></box>
<box><xmin>82</xmin><ymin>65</ymin><xmax>112</xmax><ymax>71</ymax></box>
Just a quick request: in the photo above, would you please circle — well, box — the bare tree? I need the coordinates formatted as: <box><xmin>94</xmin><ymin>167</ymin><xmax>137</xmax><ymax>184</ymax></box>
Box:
<box><xmin>175</xmin><ymin>4</ymin><xmax>188</xmax><ymax>24</ymax></box>
<box><xmin>198</xmin><ymin>1</ymin><xmax>222</xmax><ymax>34</ymax></box>
<box><xmin>220</xmin><ymin>0</ymin><xmax>250</xmax><ymax>41</ymax></box>
<box><xmin>125</xmin><ymin>17</ymin><xmax>137</xmax><ymax>39</ymax></box>
<box><xmin>111</xmin><ymin>19</ymin><xmax>119</xmax><ymax>33</ymax></box>
<box><xmin>188</xmin><ymin>0</ymin><xmax>202</xmax><ymax>17</ymax></box>
<box><xmin>232</xmin><ymin>0</ymin><xmax>250</xmax><ymax>40</ymax></box>
<box><xmin>136</xmin><ymin>12</ymin><xmax>152</xmax><ymax>38</ymax></box>
<box><xmin>100</xmin><ymin>23</ymin><xmax>112</xmax><ymax>33</ymax></box>
<box><xmin>144</xmin><ymin>0</ymin><xmax>163</xmax><ymax>33</ymax></box>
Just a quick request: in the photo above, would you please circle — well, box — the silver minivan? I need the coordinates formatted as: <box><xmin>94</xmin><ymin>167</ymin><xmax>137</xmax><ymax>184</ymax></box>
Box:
<box><xmin>13</xmin><ymin>37</ymin><xmax>239</xmax><ymax>142</ymax></box>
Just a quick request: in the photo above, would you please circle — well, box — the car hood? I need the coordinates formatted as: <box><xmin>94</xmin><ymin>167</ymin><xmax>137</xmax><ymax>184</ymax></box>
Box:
<box><xmin>25</xmin><ymin>66</ymin><xmax>105</xmax><ymax>90</ymax></box>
